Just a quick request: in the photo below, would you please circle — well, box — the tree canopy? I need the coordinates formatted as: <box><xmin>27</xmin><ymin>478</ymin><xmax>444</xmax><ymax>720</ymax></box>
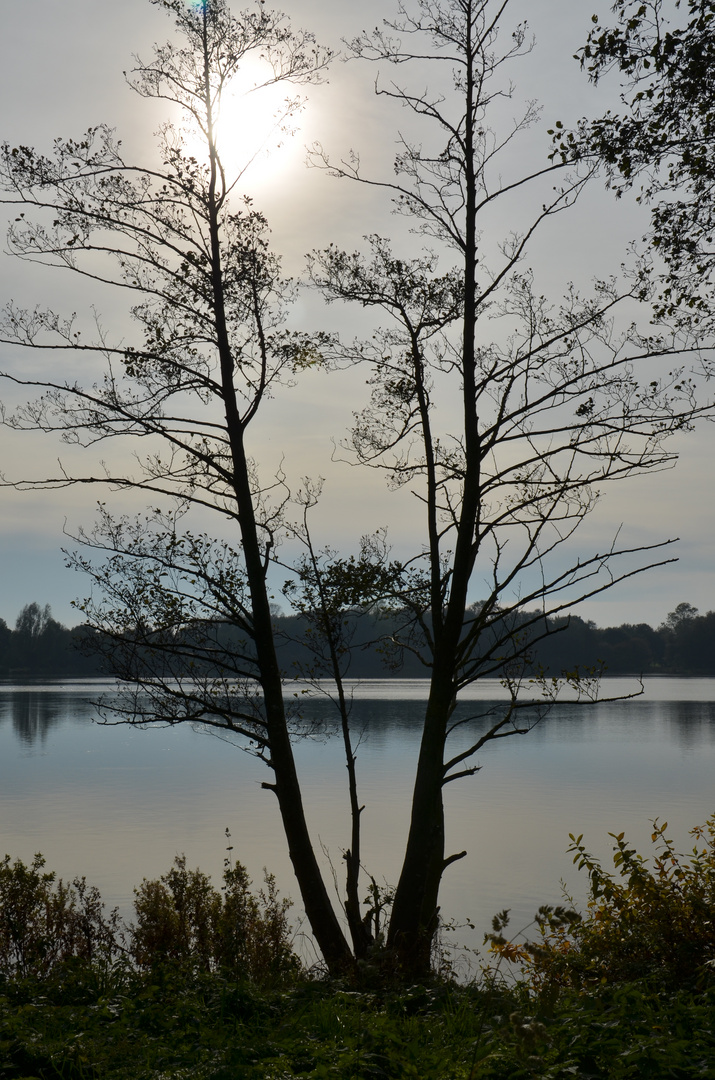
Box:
<box><xmin>553</xmin><ymin>0</ymin><xmax>715</xmax><ymax>324</ymax></box>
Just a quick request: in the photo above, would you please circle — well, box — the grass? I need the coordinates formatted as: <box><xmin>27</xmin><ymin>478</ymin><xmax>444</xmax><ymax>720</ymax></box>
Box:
<box><xmin>2</xmin><ymin>961</ymin><xmax>715</xmax><ymax>1079</ymax></box>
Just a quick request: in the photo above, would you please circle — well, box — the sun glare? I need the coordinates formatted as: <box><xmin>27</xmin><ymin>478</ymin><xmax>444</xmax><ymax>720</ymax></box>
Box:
<box><xmin>183</xmin><ymin>58</ymin><xmax>306</xmax><ymax>192</ymax></box>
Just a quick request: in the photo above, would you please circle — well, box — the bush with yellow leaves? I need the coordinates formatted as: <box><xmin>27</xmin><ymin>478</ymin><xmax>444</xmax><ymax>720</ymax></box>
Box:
<box><xmin>487</xmin><ymin>816</ymin><xmax>715</xmax><ymax>994</ymax></box>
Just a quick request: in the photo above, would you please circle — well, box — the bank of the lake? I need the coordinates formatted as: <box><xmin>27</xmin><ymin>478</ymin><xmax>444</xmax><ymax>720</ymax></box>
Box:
<box><xmin>2</xmin><ymin>676</ymin><xmax>714</xmax><ymax>964</ymax></box>
<box><xmin>2</xmin><ymin>810</ymin><xmax>715</xmax><ymax>1078</ymax></box>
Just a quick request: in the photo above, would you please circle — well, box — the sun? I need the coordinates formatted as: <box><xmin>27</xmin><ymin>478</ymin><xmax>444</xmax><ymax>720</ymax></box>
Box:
<box><xmin>183</xmin><ymin>58</ymin><xmax>307</xmax><ymax>193</ymax></box>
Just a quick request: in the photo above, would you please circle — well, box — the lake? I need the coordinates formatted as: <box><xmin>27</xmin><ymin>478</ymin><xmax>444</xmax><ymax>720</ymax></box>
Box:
<box><xmin>2</xmin><ymin>676</ymin><xmax>714</xmax><ymax>966</ymax></box>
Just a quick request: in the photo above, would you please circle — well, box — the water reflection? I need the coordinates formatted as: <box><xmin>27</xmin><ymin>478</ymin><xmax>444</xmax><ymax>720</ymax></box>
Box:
<box><xmin>0</xmin><ymin>682</ymin><xmax>123</xmax><ymax>746</ymax></box>
<box><xmin>0</xmin><ymin>691</ymin><xmax>83</xmax><ymax>745</ymax></box>
<box><xmin>2</xmin><ymin>680</ymin><xmax>715</xmax><ymax>747</ymax></box>
<box><xmin>286</xmin><ymin>694</ymin><xmax>715</xmax><ymax>751</ymax></box>
<box><xmin>0</xmin><ymin>684</ymin><xmax>545</xmax><ymax>747</ymax></box>
<box><xmin>660</xmin><ymin>701</ymin><xmax>715</xmax><ymax>749</ymax></box>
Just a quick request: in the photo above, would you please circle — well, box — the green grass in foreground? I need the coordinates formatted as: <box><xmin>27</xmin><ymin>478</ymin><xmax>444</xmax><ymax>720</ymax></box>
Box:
<box><xmin>1</xmin><ymin>963</ymin><xmax>715</xmax><ymax>1079</ymax></box>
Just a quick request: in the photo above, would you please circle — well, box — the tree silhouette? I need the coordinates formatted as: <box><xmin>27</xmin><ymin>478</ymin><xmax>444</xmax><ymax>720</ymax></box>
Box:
<box><xmin>305</xmin><ymin>0</ymin><xmax>712</xmax><ymax>973</ymax></box>
<box><xmin>0</xmin><ymin>0</ymin><xmax>712</xmax><ymax>978</ymax></box>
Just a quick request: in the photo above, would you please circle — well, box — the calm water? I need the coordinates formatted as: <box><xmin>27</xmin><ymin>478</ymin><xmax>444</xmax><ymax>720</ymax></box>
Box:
<box><xmin>2</xmin><ymin>677</ymin><xmax>714</xmax><ymax>960</ymax></box>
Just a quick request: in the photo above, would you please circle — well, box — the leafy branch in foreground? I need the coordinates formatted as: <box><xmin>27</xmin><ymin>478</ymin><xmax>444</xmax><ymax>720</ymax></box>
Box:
<box><xmin>554</xmin><ymin>0</ymin><xmax>715</xmax><ymax>330</ymax></box>
<box><xmin>488</xmin><ymin>815</ymin><xmax>715</xmax><ymax>994</ymax></box>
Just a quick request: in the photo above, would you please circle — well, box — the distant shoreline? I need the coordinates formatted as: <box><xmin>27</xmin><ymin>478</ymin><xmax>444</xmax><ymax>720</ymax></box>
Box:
<box><xmin>3</xmin><ymin>602</ymin><xmax>715</xmax><ymax>679</ymax></box>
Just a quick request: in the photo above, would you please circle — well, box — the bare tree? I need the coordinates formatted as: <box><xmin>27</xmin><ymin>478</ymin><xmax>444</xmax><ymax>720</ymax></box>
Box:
<box><xmin>0</xmin><ymin>0</ymin><xmax>357</xmax><ymax>974</ymax></box>
<box><xmin>0</xmin><ymin>0</ymin><xmax>711</xmax><ymax>981</ymax></box>
<box><xmin>306</xmin><ymin>0</ymin><xmax>713</xmax><ymax>974</ymax></box>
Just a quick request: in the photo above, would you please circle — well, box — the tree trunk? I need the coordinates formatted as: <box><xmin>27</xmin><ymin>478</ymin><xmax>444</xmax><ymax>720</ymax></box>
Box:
<box><xmin>386</xmin><ymin>667</ymin><xmax>453</xmax><ymax>977</ymax></box>
<box><xmin>229</xmin><ymin>428</ymin><xmax>354</xmax><ymax>976</ymax></box>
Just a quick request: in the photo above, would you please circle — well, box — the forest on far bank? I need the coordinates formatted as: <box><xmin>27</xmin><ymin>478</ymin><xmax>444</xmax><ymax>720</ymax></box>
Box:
<box><xmin>0</xmin><ymin>599</ymin><xmax>712</xmax><ymax>681</ymax></box>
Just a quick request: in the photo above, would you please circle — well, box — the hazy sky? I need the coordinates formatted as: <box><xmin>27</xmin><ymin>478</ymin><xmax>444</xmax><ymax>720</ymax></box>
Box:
<box><xmin>0</xmin><ymin>0</ymin><xmax>712</xmax><ymax>631</ymax></box>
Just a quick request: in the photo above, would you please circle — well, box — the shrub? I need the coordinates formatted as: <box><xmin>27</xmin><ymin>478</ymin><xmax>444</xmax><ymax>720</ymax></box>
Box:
<box><xmin>218</xmin><ymin>860</ymin><xmax>300</xmax><ymax>982</ymax></box>
<box><xmin>0</xmin><ymin>853</ymin><xmax>123</xmax><ymax>979</ymax></box>
<box><xmin>1</xmin><ymin>842</ymin><xmax>298</xmax><ymax>986</ymax></box>
<box><xmin>130</xmin><ymin>843</ymin><xmax>299</xmax><ymax>983</ymax></box>
<box><xmin>130</xmin><ymin>856</ymin><xmax>220</xmax><ymax>970</ymax></box>
<box><xmin>488</xmin><ymin>816</ymin><xmax>715</xmax><ymax>993</ymax></box>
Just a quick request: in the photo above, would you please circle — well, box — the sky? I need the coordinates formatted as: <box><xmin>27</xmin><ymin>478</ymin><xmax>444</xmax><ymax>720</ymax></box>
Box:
<box><xmin>0</xmin><ymin>0</ymin><xmax>712</xmax><ymax>632</ymax></box>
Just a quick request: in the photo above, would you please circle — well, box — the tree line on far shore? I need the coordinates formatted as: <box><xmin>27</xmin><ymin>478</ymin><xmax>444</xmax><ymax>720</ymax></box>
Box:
<box><xmin>0</xmin><ymin>603</ymin><xmax>101</xmax><ymax>678</ymax></box>
<box><xmin>1</xmin><ymin>599</ymin><xmax>712</xmax><ymax>680</ymax></box>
